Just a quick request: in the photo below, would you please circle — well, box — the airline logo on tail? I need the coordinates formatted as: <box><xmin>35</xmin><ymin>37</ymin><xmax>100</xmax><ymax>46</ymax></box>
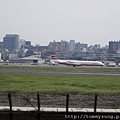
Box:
<box><xmin>51</xmin><ymin>55</ymin><xmax>58</xmax><ymax>60</ymax></box>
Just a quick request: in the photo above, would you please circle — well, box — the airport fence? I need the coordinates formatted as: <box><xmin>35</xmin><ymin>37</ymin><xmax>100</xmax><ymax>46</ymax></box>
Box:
<box><xmin>0</xmin><ymin>93</ymin><xmax>120</xmax><ymax>120</ymax></box>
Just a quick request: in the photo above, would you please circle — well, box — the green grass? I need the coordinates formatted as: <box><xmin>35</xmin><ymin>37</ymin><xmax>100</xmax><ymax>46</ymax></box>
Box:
<box><xmin>0</xmin><ymin>74</ymin><xmax>120</xmax><ymax>94</ymax></box>
<box><xmin>0</xmin><ymin>65</ymin><xmax>120</xmax><ymax>72</ymax></box>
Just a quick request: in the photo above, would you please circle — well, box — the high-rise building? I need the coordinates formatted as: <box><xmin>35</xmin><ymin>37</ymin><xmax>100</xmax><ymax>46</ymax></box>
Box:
<box><xmin>75</xmin><ymin>42</ymin><xmax>88</xmax><ymax>52</ymax></box>
<box><xmin>0</xmin><ymin>42</ymin><xmax>3</xmax><ymax>50</ymax></box>
<box><xmin>68</xmin><ymin>40</ymin><xmax>75</xmax><ymax>51</ymax></box>
<box><xmin>25</xmin><ymin>41</ymin><xmax>31</xmax><ymax>46</ymax></box>
<box><xmin>109</xmin><ymin>41</ymin><xmax>120</xmax><ymax>52</ymax></box>
<box><xmin>3</xmin><ymin>34</ymin><xmax>20</xmax><ymax>51</ymax></box>
<box><xmin>20</xmin><ymin>39</ymin><xmax>25</xmax><ymax>47</ymax></box>
<box><xmin>48</xmin><ymin>40</ymin><xmax>68</xmax><ymax>51</ymax></box>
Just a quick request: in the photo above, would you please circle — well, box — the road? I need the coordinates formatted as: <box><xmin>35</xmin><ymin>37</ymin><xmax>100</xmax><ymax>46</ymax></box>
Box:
<box><xmin>0</xmin><ymin>69</ymin><xmax>120</xmax><ymax>76</ymax></box>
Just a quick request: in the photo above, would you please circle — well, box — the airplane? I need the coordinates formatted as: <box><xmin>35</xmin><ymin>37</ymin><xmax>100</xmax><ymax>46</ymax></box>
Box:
<box><xmin>49</xmin><ymin>55</ymin><xmax>105</xmax><ymax>67</ymax></box>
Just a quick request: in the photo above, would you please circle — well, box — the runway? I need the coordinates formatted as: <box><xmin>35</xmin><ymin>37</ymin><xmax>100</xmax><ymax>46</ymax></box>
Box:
<box><xmin>0</xmin><ymin>69</ymin><xmax>120</xmax><ymax>76</ymax></box>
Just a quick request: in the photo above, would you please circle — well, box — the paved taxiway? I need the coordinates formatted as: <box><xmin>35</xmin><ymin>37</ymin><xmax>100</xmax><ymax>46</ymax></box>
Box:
<box><xmin>0</xmin><ymin>69</ymin><xmax>120</xmax><ymax>76</ymax></box>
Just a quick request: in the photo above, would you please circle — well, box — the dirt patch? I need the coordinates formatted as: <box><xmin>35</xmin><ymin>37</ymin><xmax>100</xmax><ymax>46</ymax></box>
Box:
<box><xmin>0</xmin><ymin>93</ymin><xmax>120</xmax><ymax>109</ymax></box>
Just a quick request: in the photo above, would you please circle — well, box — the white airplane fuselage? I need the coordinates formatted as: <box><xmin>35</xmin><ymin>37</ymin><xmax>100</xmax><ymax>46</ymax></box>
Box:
<box><xmin>50</xmin><ymin>59</ymin><xmax>105</xmax><ymax>67</ymax></box>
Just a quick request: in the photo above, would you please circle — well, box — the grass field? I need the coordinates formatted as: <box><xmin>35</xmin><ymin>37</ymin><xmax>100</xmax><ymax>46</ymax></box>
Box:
<box><xmin>0</xmin><ymin>73</ymin><xmax>120</xmax><ymax>94</ymax></box>
<box><xmin>0</xmin><ymin>65</ymin><xmax>120</xmax><ymax>72</ymax></box>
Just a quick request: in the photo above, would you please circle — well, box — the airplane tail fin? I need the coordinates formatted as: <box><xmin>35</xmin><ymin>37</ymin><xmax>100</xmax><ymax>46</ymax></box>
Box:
<box><xmin>51</xmin><ymin>55</ymin><xmax>58</xmax><ymax>60</ymax></box>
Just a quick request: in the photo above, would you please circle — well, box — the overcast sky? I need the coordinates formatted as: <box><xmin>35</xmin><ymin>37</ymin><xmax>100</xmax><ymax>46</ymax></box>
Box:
<box><xmin>0</xmin><ymin>0</ymin><xmax>120</xmax><ymax>46</ymax></box>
